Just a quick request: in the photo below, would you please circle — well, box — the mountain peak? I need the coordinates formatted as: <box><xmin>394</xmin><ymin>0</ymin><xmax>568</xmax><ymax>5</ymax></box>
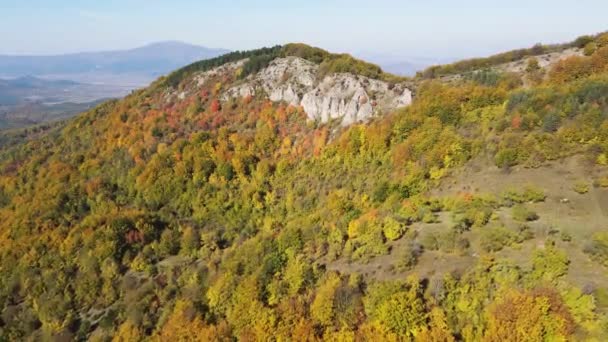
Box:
<box><xmin>161</xmin><ymin>44</ymin><xmax>412</xmax><ymax>125</ymax></box>
<box><xmin>132</xmin><ymin>40</ymin><xmax>228</xmax><ymax>53</ymax></box>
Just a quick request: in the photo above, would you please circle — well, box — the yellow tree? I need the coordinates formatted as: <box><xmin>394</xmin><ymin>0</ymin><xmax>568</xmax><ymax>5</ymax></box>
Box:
<box><xmin>483</xmin><ymin>290</ymin><xmax>574</xmax><ymax>342</ymax></box>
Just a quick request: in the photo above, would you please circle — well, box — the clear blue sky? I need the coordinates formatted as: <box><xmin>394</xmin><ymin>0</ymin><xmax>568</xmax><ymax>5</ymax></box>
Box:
<box><xmin>1</xmin><ymin>0</ymin><xmax>607</xmax><ymax>60</ymax></box>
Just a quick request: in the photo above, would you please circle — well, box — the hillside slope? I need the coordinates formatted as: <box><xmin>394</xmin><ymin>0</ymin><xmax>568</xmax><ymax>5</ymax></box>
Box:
<box><xmin>0</xmin><ymin>39</ymin><xmax>608</xmax><ymax>340</ymax></box>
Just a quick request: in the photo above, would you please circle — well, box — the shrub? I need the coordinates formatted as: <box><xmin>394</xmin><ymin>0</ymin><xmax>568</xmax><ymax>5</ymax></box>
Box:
<box><xmin>396</xmin><ymin>243</ymin><xmax>423</xmax><ymax>271</ymax></box>
<box><xmin>549</xmin><ymin>56</ymin><xmax>593</xmax><ymax>83</ymax></box>
<box><xmin>531</xmin><ymin>247</ymin><xmax>569</xmax><ymax>281</ymax></box>
<box><xmin>479</xmin><ymin>226</ymin><xmax>518</xmax><ymax>252</ymax></box>
<box><xmin>573</xmin><ymin>181</ymin><xmax>590</xmax><ymax>194</ymax></box>
<box><xmin>466</xmin><ymin>69</ymin><xmax>502</xmax><ymax>86</ymax></box>
<box><xmin>372</xmin><ymin>182</ymin><xmax>390</xmax><ymax>203</ymax></box>
<box><xmin>542</xmin><ymin>112</ymin><xmax>561</xmax><ymax>132</ymax></box>
<box><xmin>584</xmin><ymin>232</ymin><xmax>608</xmax><ymax>266</ymax></box>
<box><xmin>584</xmin><ymin>42</ymin><xmax>598</xmax><ymax>56</ymax></box>
<box><xmin>526</xmin><ymin>58</ymin><xmax>541</xmax><ymax>73</ymax></box>
<box><xmin>420</xmin><ymin>232</ymin><xmax>440</xmax><ymax>251</ymax></box>
<box><xmin>215</xmin><ymin>163</ymin><xmax>235</xmax><ymax>181</ymax></box>
<box><xmin>421</xmin><ymin>211</ymin><xmax>439</xmax><ymax>224</ymax></box>
<box><xmin>598</xmin><ymin>33</ymin><xmax>608</xmax><ymax>47</ymax></box>
<box><xmin>523</xmin><ymin>186</ymin><xmax>547</xmax><ymax>202</ymax></box>
<box><xmin>595</xmin><ymin>176</ymin><xmax>608</xmax><ymax>188</ymax></box>
<box><xmin>574</xmin><ymin>35</ymin><xmax>595</xmax><ymax>48</ymax></box>
<box><xmin>382</xmin><ymin>217</ymin><xmax>406</xmax><ymax>241</ymax></box>
<box><xmin>495</xmin><ymin>148</ymin><xmax>520</xmax><ymax>168</ymax></box>
<box><xmin>438</xmin><ymin>230</ymin><xmax>470</xmax><ymax>254</ymax></box>
<box><xmin>158</xmin><ymin>229</ymin><xmax>180</xmax><ymax>257</ymax></box>
<box><xmin>594</xmin><ymin>287</ymin><xmax>608</xmax><ymax>308</ymax></box>
<box><xmin>502</xmin><ymin>186</ymin><xmax>546</xmax><ymax>205</ymax></box>
<box><xmin>526</xmin><ymin>58</ymin><xmax>545</xmax><ymax>84</ymax></box>
<box><xmin>348</xmin><ymin>236</ymin><xmax>388</xmax><ymax>261</ymax></box>
<box><xmin>512</xmin><ymin>204</ymin><xmax>539</xmax><ymax>222</ymax></box>
<box><xmin>517</xmin><ymin>225</ymin><xmax>535</xmax><ymax>242</ymax></box>
<box><xmin>281</xmin><ymin>43</ymin><xmax>328</xmax><ymax>63</ymax></box>
<box><xmin>346</xmin><ymin>212</ymin><xmax>390</xmax><ymax>261</ymax></box>
<box><xmin>318</xmin><ymin>54</ymin><xmax>383</xmax><ymax>80</ymax></box>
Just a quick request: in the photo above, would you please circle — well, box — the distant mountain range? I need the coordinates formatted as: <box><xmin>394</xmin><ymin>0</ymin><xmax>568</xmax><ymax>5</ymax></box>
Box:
<box><xmin>0</xmin><ymin>42</ymin><xmax>229</xmax><ymax>129</ymax></box>
<box><xmin>355</xmin><ymin>53</ymin><xmax>456</xmax><ymax>77</ymax></box>
<box><xmin>0</xmin><ymin>41</ymin><xmax>229</xmax><ymax>83</ymax></box>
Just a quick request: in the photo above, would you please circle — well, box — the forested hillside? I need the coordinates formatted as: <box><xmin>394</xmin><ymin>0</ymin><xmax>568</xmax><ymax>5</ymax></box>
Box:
<box><xmin>1</xmin><ymin>38</ymin><xmax>608</xmax><ymax>341</ymax></box>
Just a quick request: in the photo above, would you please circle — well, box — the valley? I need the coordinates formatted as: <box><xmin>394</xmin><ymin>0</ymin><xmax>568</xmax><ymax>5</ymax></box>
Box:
<box><xmin>0</xmin><ymin>42</ymin><xmax>228</xmax><ymax>130</ymax></box>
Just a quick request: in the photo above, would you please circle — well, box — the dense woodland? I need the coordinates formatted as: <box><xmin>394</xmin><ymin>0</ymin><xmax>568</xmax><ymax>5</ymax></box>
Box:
<box><xmin>0</xmin><ymin>36</ymin><xmax>608</xmax><ymax>341</ymax></box>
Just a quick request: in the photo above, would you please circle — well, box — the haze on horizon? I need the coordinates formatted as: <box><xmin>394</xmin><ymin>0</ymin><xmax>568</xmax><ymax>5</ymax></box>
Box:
<box><xmin>2</xmin><ymin>0</ymin><xmax>607</xmax><ymax>63</ymax></box>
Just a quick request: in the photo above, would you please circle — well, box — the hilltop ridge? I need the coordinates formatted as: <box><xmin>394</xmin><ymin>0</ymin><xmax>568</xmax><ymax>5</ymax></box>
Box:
<box><xmin>164</xmin><ymin>45</ymin><xmax>414</xmax><ymax>125</ymax></box>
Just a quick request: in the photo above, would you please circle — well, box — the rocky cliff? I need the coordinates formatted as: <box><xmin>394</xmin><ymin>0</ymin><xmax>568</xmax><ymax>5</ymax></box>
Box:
<box><xmin>187</xmin><ymin>56</ymin><xmax>412</xmax><ymax>125</ymax></box>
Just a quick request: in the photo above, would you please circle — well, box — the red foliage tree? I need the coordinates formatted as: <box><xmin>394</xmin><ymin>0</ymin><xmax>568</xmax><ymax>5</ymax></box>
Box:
<box><xmin>210</xmin><ymin>99</ymin><xmax>221</xmax><ymax>113</ymax></box>
<box><xmin>511</xmin><ymin>114</ymin><xmax>522</xmax><ymax>129</ymax></box>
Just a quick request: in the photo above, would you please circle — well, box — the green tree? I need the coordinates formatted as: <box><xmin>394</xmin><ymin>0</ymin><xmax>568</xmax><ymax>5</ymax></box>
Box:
<box><xmin>180</xmin><ymin>226</ymin><xmax>200</xmax><ymax>257</ymax></box>
<box><xmin>531</xmin><ymin>246</ymin><xmax>569</xmax><ymax>282</ymax></box>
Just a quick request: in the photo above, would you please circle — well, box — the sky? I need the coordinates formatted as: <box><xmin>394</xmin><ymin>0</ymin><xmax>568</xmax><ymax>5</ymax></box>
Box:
<box><xmin>1</xmin><ymin>0</ymin><xmax>608</xmax><ymax>61</ymax></box>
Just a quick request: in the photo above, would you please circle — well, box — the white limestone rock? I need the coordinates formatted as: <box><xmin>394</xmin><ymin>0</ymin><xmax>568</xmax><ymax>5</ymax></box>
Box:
<box><xmin>221</xmin><ymin>56</ymin><xmax>413</xmax><ymax>125</ymax></box>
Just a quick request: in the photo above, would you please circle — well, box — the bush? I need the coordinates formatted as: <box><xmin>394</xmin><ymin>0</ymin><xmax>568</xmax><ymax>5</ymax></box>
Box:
<box><xmin>421</xmin><ymin>211</ymin><xmax>439</xmax><ymax>224</ymax></box>
<box><xmin>598</xmin><ymin>33</ymin><xmax>608</xmax><ymax>47</ymax></box>
<box><xmin>465</xmin><ymin>69</ymin><xmax>502</xmax><ymax>86</ymax></box>
<box><xmin>502</xmin><ymin>186</ymin><xmax>546</xmax><ymax>205</ymax></box>
<box><xmin>595</xmin><ymin>176</ymin><xmax>608</xmax><ymax>188</ymax></box>
<box><xmin>584</xmin><ymin>42</ymin><xmax>598</xmax><ymax>56</ymax></box>
<box><xmin>526</xmin><ymin>58</ymin><xmax>541</xmax><ymax>73</ymax></box>
<box><xmin>158</xmin><ymin>229</ymin><xmax>180</xmax><ymax>257</ymax></box>
<box><xmin>542</xmin><ymin>112</ymin><xmax>561</xmax><ymax>132</ymax></box>
<box><xmin>420</xmin><ymin>232</ymin><xmax>440</xmax><ymax>251</ymax></box>
<box><xmin>495</xmin><ymin>148</ymin><xmax>519</xmax><ymax>168</ymax></box>
<box><xmin>345</xmin><ymin>213</ymin><xmax>390</xmax><ymax>261</ymax></box>
<box><xmin>573</xmin><ymin>181</ymin><xmax>590</xmax><ymax>194</ymax></box>
<box><xmin>479</xmin><ymin>226</ymin><xmax>518</xmax><ymax>252</ymax></box>
<box><xmin>523</xmin><ymin>186</ymin><xmax>547</xmax><ymax>202</ymax></box>
<box><xmin>436</xmin><ymin>230</ymin><xmax>470</xmax><ymax>254</ymax></box>
<box><xmin>216</xmin><ymin>163</ymin><xmax>235</xmax><ymax>181</ymax></box>
<box><xmin>512</xmin><ymin>204</ymin><xmax>539</xmax><ymax>222</ymax></box>
<box><xmin>372</xmin><ymin>182</ymin><xmax>390</xmax><ymax>203</ymax></box>
<box><xmin>584</xmin><ymin>232</ymin><xmax>608</xmax><ymax>266</ymax></box>
<box><xmin>531</xmin><ymin>247</ymin><xmax>569</xmax><ymax>281</ymax></box>
<box><xmin>574</xmin><ymin>35</ymin><xmax>595</xmax><ymax>48</ymax></box>
<box><xmin>382</xmin><ymin>217</ymin><xmax>406</xmax><ymax>241</ymax></box>
<box><xmin>396</xmin><ymin>243</ymin><xmax>423</xmax><ymax>271</ymax></box>
<box><xmin>517</xmin><ymin>225</ymin><xmax>535</xmax><ymax>242</ymax></box>
<box><xmin>318</xmin><ymin>54</ymin><xmax>383</xmax><ymax>80</ymax></box>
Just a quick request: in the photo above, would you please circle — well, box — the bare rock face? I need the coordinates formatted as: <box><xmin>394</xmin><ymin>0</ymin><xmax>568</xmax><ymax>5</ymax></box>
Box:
<box><xmin>222</xmin><ymin>57</ymin><xmax>412</xmax><ymax>125</ymax></box>
<box><xmin>194</xmin><ymin>60</ymin><xmax>248</xmax><ymax>87</ymax></box>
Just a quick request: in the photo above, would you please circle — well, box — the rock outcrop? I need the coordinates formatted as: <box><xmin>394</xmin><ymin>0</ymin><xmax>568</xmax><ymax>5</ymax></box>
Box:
<box><xmin>220</xmin><ymin>57</ymin><xmax>412</xmax><ymax>125</ymax></box>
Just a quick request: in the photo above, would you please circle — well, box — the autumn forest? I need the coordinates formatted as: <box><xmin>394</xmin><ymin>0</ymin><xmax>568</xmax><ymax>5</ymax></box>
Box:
<box><xmin>1</xmin><ymin>34</ymin><xmax>608</xmax><ymax>341</ymax></box>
